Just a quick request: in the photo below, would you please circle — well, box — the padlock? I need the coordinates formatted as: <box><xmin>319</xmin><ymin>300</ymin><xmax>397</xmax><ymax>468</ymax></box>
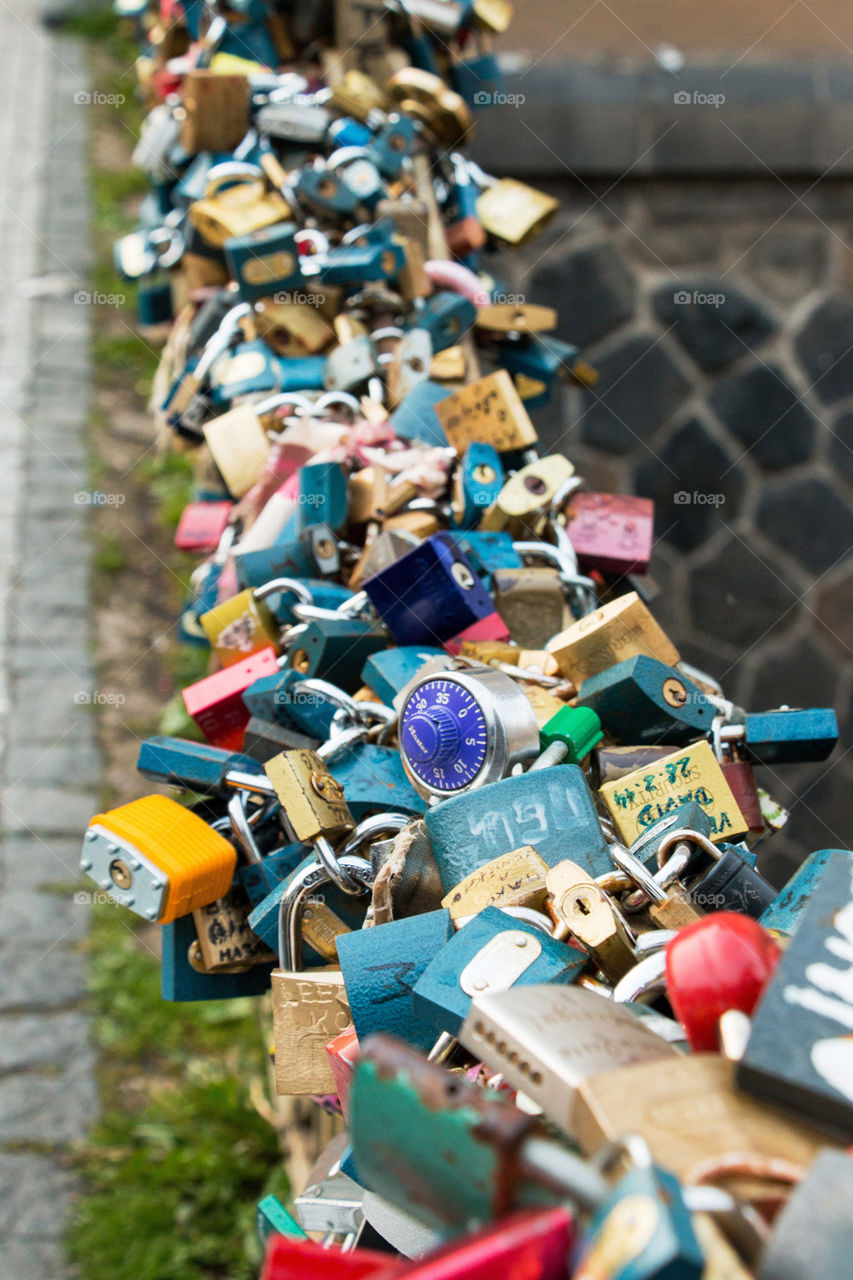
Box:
<box><xmin>529</xmin><ymin>705</ymin><xmax>603</xmax><ymax>771</ymax></box>
<box><xmin>192</xmin><ymin>884</ymin><xmax>274</xmax><ymax>972</ymax></box>
<box><xmin>664</xmin><ymin>914</ymin><xmax>782</xmax><ymax>1051</ymax></box>
<box><xmin>161</xmin><ymin>911</ymin><xmax>275</xmax><ymax>1002</ymax></box>
<box><xmin>254</xmin><ymin>298</ymin><xmax>336</xmax><ymax>357</ymax></box>
<box><xmin>315</xmin><ymin>237</ymin><xmax>406</xmax><ymax>287</ymax></box>
<box><xmin>759</xmin><ymin>847</ymin><xmax>853</xmax><ymax>937</ymax></box>
<box><xmin>202</xmin><ymin>398</ymin><xmax>273</xmax><ymax>497</ymax></box>
<box><xmin>163</xmin><ymin>300</ymin><xmax>251</xmax><ymax>438</ymax></box>
<box><xmin>444</xmin><ymin>154</ymin><xmax>487</xmax><ymax>260</ymax></box>
<box><xmin>369</xmin><ymin>115</ymin><xmax>418</xmax><ymax>178</ymax></box>
<box><xmin>573</xmin><ymin>1145</ymin><xmax>704</xmax><ymax>1280</ymax></box>
<box><xmin>200</xmin><ymin>581</ymin><xmax>285</xmax><ymax>666</ymax></box>
<box><xmin>547</xmin><ymin>592</ymin><xmax>681</xmax><ymax>688</ymax></box>
<box><xmin>178</xmin><ymin>70</ymin><xmax>251</xmax><ymax>153</ymax></box>
<box><xmin>453</xmin><ymin>442</ymin><xmax>504</xmax><ymax>528</ymax></box>
<box><xmin>294</xmin><ymin>164</ymin><xmax>363</xmax><ymax>217</ymax></box>
<box><xmin>361</xmin><ymin>646</ymin><xmax>447</xmax><ymax>706</ymax></box>
<box><xmin>80</xmin><ymin>794</ymin><xmax>237</xmax><ymax>923</ymax></box>
<box><xmin>413</xmin><ymin>291</ymin><xmax>478</xmax><ymax>353</ymax></box>
<box><xmin>298</xmin><ymin>461</ymin><xmax>348</xmax><ymax>532</ymax></box>
<box><xmin>492</xmin><ymin>567</ymin><xmax>566</xmax><ymax>648</ymax></box>
<box><xmin>209</xmin><ymin>342</ymin><xmax>326</xmax><ymax>404</ymax></box>
<box><xmin>183</xmin><ymin>646</ymin><xmax>280</xmax><ymax>749</ymax></box>
<box><xmin>336</xmin><ymin>909</ymin><xmax>454</xmax><ymax>1051</ymax></box>
<box><xmin>440</xmin><ymin>846</ymin><xmax>550</xmax><ymax>923</ymax></box>
<box><xmin>271</xmin><ymin>855</ymin><xmax>373</xmax><ymax>1094</ymax></box>
<box><xmin>223</xmin><ymin>221</ymin><xmax>302</xmax><ymax>302</ymax></box>
<box><xmin>387</xmin><ymin>67</ymin><xmax>473</xmax><ymax>149</ymax></box>
<box><xmin>285</xmin><ymin>617</ymin><xmax>388</xmax><ymax>692</ymax></box>
<box><xmin>674</xmin><ymin>829</ymin><xmax>777</xmax><ymax>918</ymax></box>
<box><xmin>363</xmin><ymin>533</ymin><xmax>496</xmax><ymax>647</ymax></box>
<box><xmin>546</xmin><ymin>862</ymin><xmax>637</xmax><ymax>982</ymax></box>
<box><xmin>247</xmin><ymin>849</ymin><xmax>364</xmax><ymax>961</ymax></box>
<box><xmin>426</xmin><ymin>763</ymin><xmax>611</xmax><ymax>888</ymax></box>
<box><xmin>718</xmin><ymin>707</ymin><xmax>839</xmax><ymax>765</ymax></box>
<box><xmin>610</xmin><ymin>843</ymin><xmax>705</xmax><ymax>931</ymax></box>
<box><xmin>576</xmin><ymin>655</ymin><xmax>716</xmax><ymax>745</ymax></box>
<box><xmin>188</xmin><ymin>171</ymin><xmax>290</xmax><ymax>249</ymax></box>
<box><xmin>599</xmin><ymin>741</ymin><xmax>748</xmax><ymax>846</ymax></box>
<box><xmin>328</xmin><ymin>742</ymin><xmax>425</xmax><ymax>819</ymax></box>
<box><xmin>434</xmin><ymin>368</ymin><xmax>538</xmax><ymax>454</ymax></box>
<box><xmin>398</xmin><ymin>664</ymin><xmax>539</xmax><ymax>800</ymax></box>
<box><xmin>756</xmin><ymin>1149</ymin><xmax>853</xmax><ymax>1280</ymax></box>
<box><xmin>625</xmin><ymin>801</ymin><xmax>715</xmax><ymax>869</ymax></box>
<box><xmin>136</xmin><ymin>734</ymin><xmax>265</xmax><ymax>793</ymax></box>
<box><xmin>497</xmin><ymin>333</ymin><xmax>597</xmax><ymax>409</ymax></box>
<box><xmin>263</xmin><ymin>747</ymin><xmax>361</xmax><ymax>895</ymax></box>
<box><xmin>238</xmin><ymin>841</ymin><xmax>308</xmax><ymax>907</ymax></box>
<box><xmin>450</xmin><ymin>530</ymin><xmax>523</xmax><ymax>583</ymax></box>
<box><xmin>383</xmin><ymin>1209</ymin><xmax>574</xmax><ymax>1279</ymax></box>
<box><xmin>480</xmin><ymin>456</ymin><xmax>575</xmax><ymax>539</ymax></box>
<box><xmin>174</xmin><ymin>499</ymin><xmax>233</xmax><ymax>553</ymax></box>
<box><xmin>564</xmin><ymin>491</ymin><xmax>655</xmax><ymax>577</ymax></box>
<box><xmin>737</xmin><ymin>852</ymin><xmax>853</xmax><ymax>1137</ymax></box>
<box><xmin>261</xmin><ymin>1237</ymin><xmax>390</xmax><ymax>1280</ymax></box>
<box><xmin>475</xmin><ymin>177</ymin><xmax>559</xmax><ymax>245</ymax></box>
<box><xmin>324</xmin><ymin>335</ymin><xmax>379</xmax><ymax>393</ymax></box>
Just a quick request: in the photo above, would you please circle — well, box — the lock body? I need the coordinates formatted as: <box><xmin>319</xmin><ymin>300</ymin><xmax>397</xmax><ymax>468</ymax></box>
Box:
<box><xmin>363</xmin><ymin>533</ymin><xmax>495</xmax><ymax>647</ymax></box>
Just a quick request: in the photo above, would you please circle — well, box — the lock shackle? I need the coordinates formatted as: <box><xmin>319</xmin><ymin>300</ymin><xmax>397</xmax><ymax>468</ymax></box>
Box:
<box><xmin>680</xmin><ymin>1185</ymin><xmax>768</xmax><ymax>1267</ymax></box>
<box><xmin>196</xmin><ymin>302</ymin><xmax>253</xmax><ymax>378</ymax></box>
<box><xmin>295</xmin><ymin>227</ymin><xmax>330</xmax><ymax>256</ymax></box>
<box><xmin>313</xmin><ymin>390</ymin><xmax>361</xmax><ymax>419</ymax></box>
<box><xmin>496</xmin><ymin>905</ymin><xmax>556</xmax><ymax>936</ymax></box>
<box><xmin>656</xmin><ymin>826</ymin><xmax>719</xmax><ymax>872</ymax></box>
<box><xmin>327</xmin><ymin>146</ymin><xmax>372</xmax><ymax>170</ymax></box>
<box><xmin>254</xmin><ymin>577</ymin><xmax>314</xmax><ymax>605</ymax></box>
<box><xmin>276</xmin><ymin>853</ymin><xmax>373</xmax><ymax>969</ymax></box>
<box><xmin>611</xmin><ymin>949</ymin><xmax>668</xmax><ymax>1005</ymax></box>
<box><xmin>609</xmin><ymin>843</ymin><xmax>667</xmax><ymax>905</ymax></box>
<box><xmin>294</xmin><ymin>678</ymin><xmax>361</xmax><ymax>723</ymax></box>
<box><xmin>423</xmin><ymin>259</ymin><xmax>490</xmax><ymax>305</ymax></box>
<box><xmin>203</xmin><ymin>162</ymin><xmax>265</xmax><ymax>197</ymax></box>
<box><xmin>338</xmin><ymin>812</ymin><xmax>410</xmax><ymax>860</ymax></box>
<box><xmin>150</xmin><ymin>225</ymin><xmax>184</xmax><ymax>271</ymax></box>
<box><xmin>254</xmin><ymin>391</ymin><xmax>316</xmax><ymax>416</ymax></box>
<box><xmin>341</xmin><ymin>221</ymin><xmax>375</xmax><ymax>245</ymax></box>
<box><xmin>226</xmin><ymin>791</ymin><xmax>264</xmax><ymax>865</ymax></box>
<box><xmin>519</xmin><ymin>1137</ymin><xmax>609</xmax><ymax>1215</ymax></box>
<box><xmin>317</xmin><ymin>723</ymin><xmax>369</xmax><ymax>763</ymax></box>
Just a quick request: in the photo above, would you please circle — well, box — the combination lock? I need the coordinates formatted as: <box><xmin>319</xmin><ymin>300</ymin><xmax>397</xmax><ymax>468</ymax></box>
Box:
<box><xmin>398</xmin><ymin>665</ymin><xmax>540</xmax><ymax>801</ymax></box>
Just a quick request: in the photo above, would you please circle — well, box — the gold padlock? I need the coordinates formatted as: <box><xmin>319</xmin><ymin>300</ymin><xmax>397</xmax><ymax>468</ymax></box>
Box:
<box><xmin>476</xmin><ymin>178</ymin><xmax>559</xmax><ymax>246</ymax></box>
<box><xmin>178</xmin><ymin>70</ymin><xmax>250</xmax><ymax>154</ymax></box>
<box><xmin>547</xmin><ymin>861</ymin><xmax>635</xmax><ymax>982</ymax></box>
<box><xmin>200</xmin><ymin>585</ymin><xmax>280</xmax><ymax>666</ymax></box>
<box><xmin>599</xmin><ymin>740</ymin><xmax>748</xmax><ymax>846</ymax></box>
<box><xmin>188</xmin><ymin>174</ymin><xmax>290</xmax><ymax>249</ymax></box>
<box><xmin>441</xmin><ymin>846</ymin><xmax>550</xmax><ymax>923</ymax></box>
<box><xmin>329</xmin><ymin>69</ymin><xmax>391</xmax><ymax>120</ymax></box>
<box><xmin>253</xmin><ymin>301</ymin><xmax>335</xmax><ymax>357</ymax></box>
<box><xmin>493</xmin><ymin>566</ymin><xmax>568</xmax><ymax>648</ymax></box>
<box><xmin>202</xmin><ymin>402</ymin><xmax>272</xmax><ymax>497</ymax></box>
<box><xmin>480</xmin><ymin>454</ymin><xmax>575</xmax><ymax>538</ymax></box>
<box><xmin>264</xmin><ymin>749</ymin><xmax>354</xmax><ymax>845</ymax></box>
<box><xmin>434</xmin><ymin>368</ymin><xmax>538</xmax><ymax>454</ymax></box>
<box><xmin>387</xmin><ymin>68</ymin><xmax>473</xmax><ymax>150</ymax></box>
<box><xmin>475</xmin><ymin>302</ymin><xmax>558</xmax><ymax>334</ymax></box>
<box><xmin>192</xmin><ymin>886</ymin><xmax>274</xmax><ymax>972</ymax></box>
<box><xmin>547</xmin><ymin>592</ymin><xmax>681</xmax><ymax>688</ymax></box>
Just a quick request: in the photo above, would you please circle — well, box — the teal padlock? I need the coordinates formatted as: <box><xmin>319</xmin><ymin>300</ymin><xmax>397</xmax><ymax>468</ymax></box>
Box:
<box><xmin>297</xmin><ymin>461</ymin><xmax>348</xmax><ymax>532</ymax></box>
<box><xmin>361</xmin><ymin>646</ymin><xmax>446</xmax><ymax>706</ymax></box>
<box><xmin>576</xmin><ymin>655</ymin><xmax>716</xmax><ymax>745</ymax></box>
<box><xmin>284</xmin><ymin>617</ymin><xmax>388</xmax><ymax>693</ymax></box>
<box><xmin>425</xmin><ymin>765</ymin><xmax>611</xmax><ymax>890</ymax></box>
<box><xmin>328</xmin><ymin>742</ymin><xmax>425</xmax><ymax>819</ymax></box>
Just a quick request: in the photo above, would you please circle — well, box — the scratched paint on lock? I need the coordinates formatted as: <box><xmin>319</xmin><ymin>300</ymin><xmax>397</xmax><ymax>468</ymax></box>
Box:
<box><xmin>599</xmin><ymin>740</ymin><xmax>747</xmax><ymax>846</ymax></box>
<box><xmin>425</xmin><ymin>765</ymin><xmax>610</xmax><ymax>889</ymax></box>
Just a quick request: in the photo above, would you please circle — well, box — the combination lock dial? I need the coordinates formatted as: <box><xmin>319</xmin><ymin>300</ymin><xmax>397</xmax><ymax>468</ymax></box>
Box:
<box><xmin>399</xmin><ymin>665</ymin><xmax>541</xmax><ymax>800</ymax></box>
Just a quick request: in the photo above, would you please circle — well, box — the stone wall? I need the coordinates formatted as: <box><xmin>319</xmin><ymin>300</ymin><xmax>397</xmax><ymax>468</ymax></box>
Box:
<box><xmin>491</xmin><ymin>178</ymin><xmax>853</xmax><ymax>880</ymax></box>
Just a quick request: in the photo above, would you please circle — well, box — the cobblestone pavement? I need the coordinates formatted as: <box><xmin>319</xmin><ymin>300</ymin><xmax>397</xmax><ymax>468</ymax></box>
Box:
<box><xmin>0</xmin><ymin>5</ymin><xmax>99</xmax><ymax>1275</ymax></box>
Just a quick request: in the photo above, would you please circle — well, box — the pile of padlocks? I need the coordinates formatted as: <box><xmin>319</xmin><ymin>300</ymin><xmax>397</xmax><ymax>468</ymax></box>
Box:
<box><xmin>82</xmin><ymin>2</ymin><xmax>850</xmax><ymax>1276</ymax></box>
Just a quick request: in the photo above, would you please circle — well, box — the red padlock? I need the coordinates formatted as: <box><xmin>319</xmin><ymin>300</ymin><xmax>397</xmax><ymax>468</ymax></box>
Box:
<box><xmin>182</xmin><ymin>646</ymin><xmax>278</xmax><ymax>750</ymax></box>
<box><xmin>262</xmin><ymin>1238</ymin><xmax>401</xmax><ymax>1280</ymax></box>
<box><xmin>327</xmin><ymin>1025</ymin><xmax>360</xmax><ymax>1119</ymax></box>
<box><xmin>377</xmin><ymin>1207</ymin><xmax>573</xmax><ymax>1280</ymax></box>
<box><xmin>720</xmin><ymin>759</ymin><xmax>765</xmax><ymax>836</ymax></box>
<box><xmin>665</xmin><ymin>913</ymin><xmax>782</xmax><ymax>1052</ymax></box>
<box><xmin>564</xmin><ymin>491</ymin><xmax>654</xmax><ymax>577</ymax></box>
<box><xmin>174</xmin><ymin>501</ymin><xmax>234</xmax><ymax>553</ymax></box>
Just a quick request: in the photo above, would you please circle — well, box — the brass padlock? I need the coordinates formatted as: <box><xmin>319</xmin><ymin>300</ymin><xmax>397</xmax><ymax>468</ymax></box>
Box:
<box><xmin>271</xmin><ymin>857</ymin><xmax>372</xmax><ymax>1095</ymax></box>
<box><xmin>192</xmin><ymin>885</ymin><xmax>274</xmax><ymax>972</ymax></box>
<box><xmin>546</xmin><ymin>861</ymin><xmax>636</xmax><ymax>982</ymax></box>
<box><xmin>476</xmin><ymin>178</ymin><xmax>559</xmax><ymax>246</ymax></box>
<box><xmin>264</xmin><ymin>749</ymin><xmax>355</xmax><ymax>847</ymax></box>
<box><xmin>480</xmin><ymin>455</ymin><xmax>575</xmax><ymax>538</ymax></box>
<box><xmin>434</xmin><ymin>368</ymin><xmax>538</xmax><ymax>454</ymax></box>
<box><xmin>254</xmin><ymin>301</ymin><xmax>335</xmax><ymax>357</ymax></box>
<box><xmin>202</xmin><ymin>401</ymin><xmax>272</xmax><ymax>497</ymax></box>
<box><xmin>547</xmin><ymin>591</ymin><xmax>681</xmax><ymax>688</ymax></box>
<box><xmin>178</xmin><ymin>70</ymin><xmax>250</xmax><ymax>154</ymax></box>
<box><xmin>188</xmin><ymin>173</ymin><xmax>290</xmax><ymax>249</ymax></box>
<box><xmin>328</xmin><ymin>69</ymin><xmax>391</xmax><ymax>120</ymax></box>
<box><xmin>441</xmin><ymin>846</ymin><xmax>550</xmax><ymax>923</ymax></box>
<box><xmin>387</xmin><ymin>68</ymin><xmax>473</xmax><ymax>150</ymax></box>
<box><xmin>475</xmin><ymin>302</ymin><xmax>557</xmax><ymax>335</ymax></box>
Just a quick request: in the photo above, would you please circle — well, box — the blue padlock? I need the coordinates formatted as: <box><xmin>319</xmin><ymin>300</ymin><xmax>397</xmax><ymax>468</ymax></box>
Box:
<box><xmin>369</xmin><ymin>116</ymin><xmax>417</xmax><ymax>178</ymax></box>
<box><xmin>412</xmin><ymin>905</ymin><xmax>587</xmax><ymax>1036</ymax></box>
<box><xmin>425</xmin><ymin>765</ymin><xmax>611</xmax><ymax>890</ymax></box>
<box><xmin>455</xmin><ymin>443</ymin><xmax>505</xmax><ymax>528</ymax></box>
<box><xmin>451</xmin><ymin>54</ymin><xmax>503</xmax><ymax>109</ymax></box>
<box><xmin>361</xmin><ymin>646</ymin><xmax>446</xmax><ymax>706</ymax></box>
<box><xmin>336</xmin><ymin>909</ymin><xmax>454</xmax><ymax>1052</ymax></box>
<box><xmin>328</xmin><ymin>742</ymin><xmax>425</xmax><ymax>819</ymax></box>
<box><xmin>415</xmin><ymin>291</ymin><xmax>478</xmax><ymax>351</ymax></box>
<box><xmin>297</xmin><ymin>461</ymin><xmax>348</xmax><ymax>532</ymax></box>
<box><xmin>136</xmin><ymin>735</ymin><xmax>264</xmax><ymax>792</ymax></box>
<box><xmin>448</xmin><ymin>531</ymin><xmax>522</xmax><ymax>585</ymax></box>
<box><xmin>161</xmin><ymin>913</ymin><xmax>275</xmax><ymax>1002</ymax></box>
<box><xmin>577</xmin><ymin>656</ymin><xmax>716</xmax><ymax>745</ymax></box>
<box><xmin>241</xmin><ymin>669</ymin><xmax>339</xmax><ymax>739</ymax></box>
<box><xmin>327</xmin><ymin>117</ymin><xmax>373</xmax><ymax>149</ymax></box>
<box><xmin>363</xmin><ymin>533</ymin><xmax>496</xmax><ymax>647</ymax></box>
<box><xmin>224</xmin><ymin>223</ymin><xmax>302</xmax><ymax>303</ymax></box>
<box><xmin>735</xmin><ymin>708</ymin><xmax>839</xmax><ymax>765</ymax></box>
<box><xmin>390</xmin><ymin>379</ymin><xmax>453</xmax><ymax>446</ymax></box>
<box><xmin>294</xmin><ymin>165</ymin><xmax>362</xmax><ymax>216</ymax></box>
<box><xmin>313</xmin><ymin>238</ymin><xmax>405</xmax><ymax>286</ymax></box>
<box><xmin>235</xmin><ymin>542</ymin><xmax>316</xmax><ymax>590</ymax></box>
<box><xmin>237</xmin><ymin>842</ymin><xmax>308</xmax><ymax>907</ymax></box>
<box><xmin>759</xmin><ymin>848</ymin><xmax>853</xmax><ymax>937</ymax></box>
<box><xmin>284</xmin><ymin>617</ymin><xmax>388</xmax><ymax>692</ymax></box>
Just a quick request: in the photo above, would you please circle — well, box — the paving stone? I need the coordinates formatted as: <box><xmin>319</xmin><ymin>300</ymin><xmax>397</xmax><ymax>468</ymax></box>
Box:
<box><xmin>795</xmin><ymin>294</ymin><xmax>853</xmax><ymax>403</ymax></box>
<box><xmin>528</xmin><ymin>241</ymin><xmax>636</xmax><ymax>349</ymax></box>
<box><xmin>688</xmin><ymin>533</ymin><xmax>800</xmax><ymax>651</ymax></box>
<box><xmin>0</xmin><ymin>888</ymin><xmax>90</xmax><ymax>946</ymax></box>
<box><xmin>0</xmin><ymin>1059</ymin><xmax>97</xmax><ymax>1144</ymax></box>
<box><xmin>579</xmin><ymin>334</ymin><xmax>691</xmax><ymax>453</ymax></box>
<box><xmin>0</xmin><ymin>1154</ymin><xmax>78</xmax><ymax>1238</ymax></box>
<box><xmin>814</xmin><ymin>565</ymin><xmax>853</xmax><ymax>659</ymax></box>
<box><xmin>0</xmin><ymin>946</ymin><xmax>88</xmax><ymax>1013</ymax></box>
<box><xmin>0</xmin><ymin>1239</ymin><xmax>71</xmax><ymax>1280</ymax></box>
<box><xmin>2</xmin><ymin>786</ymin><xmax>98</xmax><ymax>838</ymax></box>
<box><xmin>0</xmin><ymin>1011</ymin><xmax>92</xmax><ymax>1074</ymax></box>
<box><xmin>709</xmin><ymin>364</ymin><xmax>817</xmax><ymax>470</ymax></box>
<box><xmin>1</xmin><ymin>836</ymin><xmax>86</xmax><ymax>889</ymax></box>
<box><xmin>652</xmin><ymin>278</ymin><xmax>775</xmax><ymax>370</ymax></box>
<box><xmin>633</xmin><ymin>415</ymin><xmax>745</xmax><ymax>552</ymax></box>
<box><xmin>756</xmin><ymin>476</ymin><xmax>853</xmax><ymax>574</ymax></box>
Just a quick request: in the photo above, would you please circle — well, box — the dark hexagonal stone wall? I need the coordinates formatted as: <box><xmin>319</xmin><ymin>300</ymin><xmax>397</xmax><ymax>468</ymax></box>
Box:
<box><xmin>506</xmin><ymin>184</ymin><xmax>853</xmax><ymax>879</ymax></box>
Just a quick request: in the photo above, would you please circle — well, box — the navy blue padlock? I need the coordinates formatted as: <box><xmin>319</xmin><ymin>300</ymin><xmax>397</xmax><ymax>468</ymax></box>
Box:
<box><xmin>577</xmin><ymin>656</ymin><xmax>716</xmax><ymax>745</ymax></box>
<box><xmin>363</xmin><ymin>532</ymin><xmax>496</xmax><ymax>647</ymax></box>
<box><xmin>425</xmin><ymin>765</ymin><xmax>611</xmax><ymax>890</ymax></box>
<box><xmin>361</xmin><ymin>646</ymin><xmax>446</xmax><ymax>706</ymax></box>
<box><xmin>412</xmin><ymin>905</ymin><xmax>587</xmax><ymax>1036</ymax></box>
<box><xmin>336</xmin><ymin>909</ymin><xmax>454</xmax><ymax>1052</ymax></box>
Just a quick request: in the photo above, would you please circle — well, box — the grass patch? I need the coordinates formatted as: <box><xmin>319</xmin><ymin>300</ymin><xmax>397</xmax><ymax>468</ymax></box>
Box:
<box><xmin>140</xmin><ymin>452</ymin><xmax>197</xmax><ymax>529</ymax></box>
<box><xmin>68</xmin><ymin>907</ymin><xmax>285</xmax><ymax>1280</ymax></box>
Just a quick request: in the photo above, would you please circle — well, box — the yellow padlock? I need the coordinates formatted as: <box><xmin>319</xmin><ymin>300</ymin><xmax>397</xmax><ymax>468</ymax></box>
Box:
<box><xmin>81</xmin><ymin>795</ymin><xmax>236</xmax><ymax>924</ymax></box>
<box><xmin>480</xmin><ymin>454</ymin><xmax>575</xmax><ymax>538</ymax></box>
<box><xmin>434</xmin><ymin>368</ymin><xmax>538</xmax><ymax>454</ymax></box>
<box><xmin>476</xmin><ymin>178</ymin><xmax>559</xmax><ymax>246</ymax></box>
<box><xmin>200</xmin><ymin>584</ymin><xmax>281</xmax><ymax>666</ymax></box>
<box><xmin>547</xmin><ymin>592</ymin><xmax>680</xmax><ymax>688</ymax></box>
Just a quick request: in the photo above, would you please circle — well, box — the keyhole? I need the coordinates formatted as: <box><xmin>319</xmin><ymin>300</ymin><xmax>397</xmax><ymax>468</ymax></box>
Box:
<box><xmin>572</xmin><ymin>892</ymin><xmax>592</xmax><ymax>916</ymax></box>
